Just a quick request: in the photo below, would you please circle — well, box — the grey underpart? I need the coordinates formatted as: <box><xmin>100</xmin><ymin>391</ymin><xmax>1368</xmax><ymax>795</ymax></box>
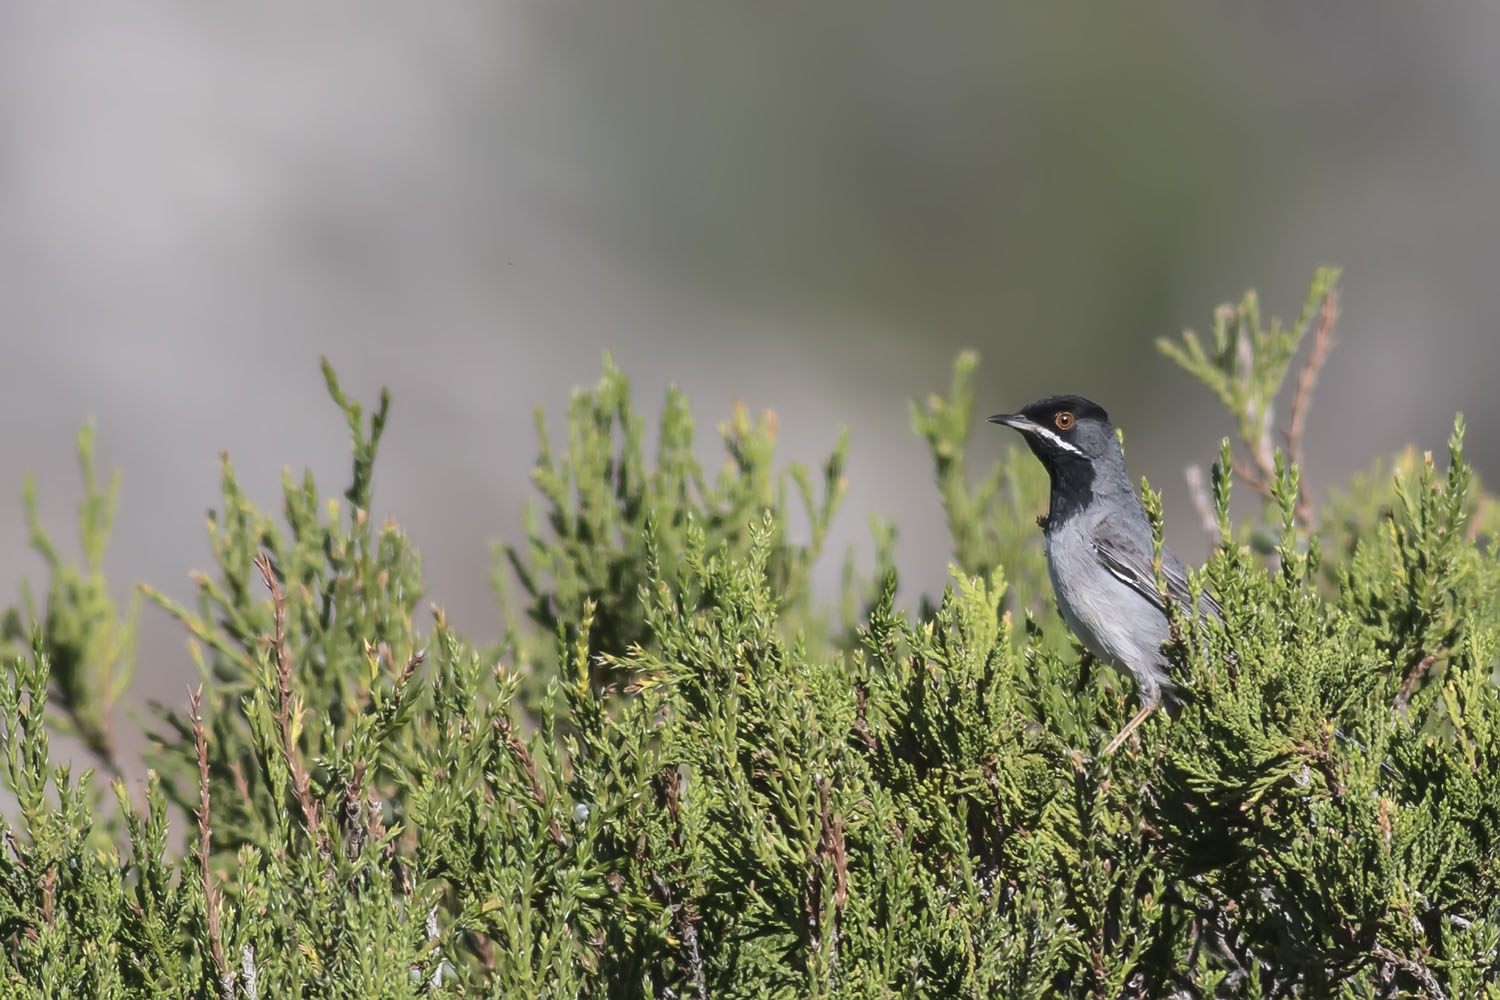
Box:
<box><xmin>1047</xmin><ymin>508</ymin><xmax>1188</xmax><ymax>710</ymax></box>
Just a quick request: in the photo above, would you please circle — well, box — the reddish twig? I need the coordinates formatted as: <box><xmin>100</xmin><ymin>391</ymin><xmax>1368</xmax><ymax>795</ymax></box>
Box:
<box><xmin>1285</xmin><ymin>286</ymin><xmax>1340</xmax><ymax>527</ymax></box>
<box><xmin>1246</xmin><ymin>399</ymin><xmax>1278</xmax><ymax>490</ymax></box>
<box><xmin>254</xmin><ymin>552</ymin><xmax>326</xmax><ymax>854</ymax></box>
<box><xmin>399</xmin><ymin>646</ymin><xmax>424</xmax><ymax>686</ymax></box>
<box><xmin>191</xmin><ymin>687</ymin><xmax>235</xmax><ymax>1000</ymax></box>
<box><xmin>495</xmin><ymin>717</ymin><xmax>566</xmax><ymax>850</ymax></box>
<box><xmin>1228</xmin><ymin>455</ymin><xmax>1274</xmax><ymax>501</ymax></box>
<box><xmin>807</xmin><ymin>780</ymin><xmax>847</xmax><ymax>967</ymax></box>
<box><xmin>819</xmin><ymin>782</ymin><xmax>848</xmax><ymax>917</ymax></box>
<box><xmin>852</xmin><ymin>683</ymin><xmax>877</xmax><ymax>751</ymax></box>
<box><xmin>228</xmin><ymin>761</ymin><xmax>253</xmax><ymax>810</ymax></box>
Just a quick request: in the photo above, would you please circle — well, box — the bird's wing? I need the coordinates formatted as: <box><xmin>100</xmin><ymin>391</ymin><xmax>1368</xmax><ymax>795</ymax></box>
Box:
<box><xmin>1091</xmin><ymin>521</ymin><xmax>1221</xmax><ymax>620</ymax></box>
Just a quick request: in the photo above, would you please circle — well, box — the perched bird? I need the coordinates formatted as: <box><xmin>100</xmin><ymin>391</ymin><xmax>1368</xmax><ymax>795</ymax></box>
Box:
<box><xmin>989</xmin><ymin>395</ymin><xmax>1217</xmax><ymax>754</ymax></box>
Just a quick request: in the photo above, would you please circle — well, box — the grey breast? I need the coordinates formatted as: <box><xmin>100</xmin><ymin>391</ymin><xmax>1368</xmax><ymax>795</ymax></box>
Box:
<box><xmin>1045</xmin><ymin>511</ymin><xmax>1174</xmax><ymax>699</ymax></box>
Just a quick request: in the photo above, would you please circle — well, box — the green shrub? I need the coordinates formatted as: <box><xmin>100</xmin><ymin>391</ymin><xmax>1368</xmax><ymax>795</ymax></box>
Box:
<box><xmin>2</xmin><ymin>271</ymin><xmax>1498</xmax><ymax>998</ymax></box>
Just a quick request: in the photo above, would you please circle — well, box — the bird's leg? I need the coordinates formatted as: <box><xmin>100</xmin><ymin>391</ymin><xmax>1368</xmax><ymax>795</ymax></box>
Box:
<box><xmin>1102</xmin><ymin>698</ymin><xmax>1159</xmax><ymax>755</ymax></box>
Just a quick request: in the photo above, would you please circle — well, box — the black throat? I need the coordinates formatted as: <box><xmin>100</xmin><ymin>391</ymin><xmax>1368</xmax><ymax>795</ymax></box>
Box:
<box><xmin>1042</xmin><ymin>457</ymin><xmax>1095</xmax><ymax>533</ymax></box>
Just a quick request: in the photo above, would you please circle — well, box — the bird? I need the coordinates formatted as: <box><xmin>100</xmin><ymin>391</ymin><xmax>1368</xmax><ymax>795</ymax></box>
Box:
<box><xmin>989</xmin><ymin>395</ymin><xmax>1217</xmax><ymax>754</ymax></box>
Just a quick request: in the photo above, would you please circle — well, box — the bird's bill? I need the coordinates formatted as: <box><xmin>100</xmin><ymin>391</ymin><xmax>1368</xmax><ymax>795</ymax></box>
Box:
<box><xmin>987</xmin><ymin>413</ymin><xmax>1041</xmax><ymax>432</ymax></box>
<box><xmin>988</xmin><ymin>412</ymin><xmax>1082</xmax><ymax>456</ymax></box>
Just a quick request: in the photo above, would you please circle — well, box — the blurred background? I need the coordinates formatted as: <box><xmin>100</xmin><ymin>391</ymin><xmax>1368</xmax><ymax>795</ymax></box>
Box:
<box><xmin>3</xmin><ymin>4</ymin><xmax>1497</xmax><ymax>766</ymax></box>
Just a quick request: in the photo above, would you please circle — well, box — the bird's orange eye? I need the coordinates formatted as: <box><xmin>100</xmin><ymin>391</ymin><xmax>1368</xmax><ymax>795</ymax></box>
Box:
<box><xmin>1054</xmin><ymin>411</ymin><xmax>1074</xmax><ymax>431</ymax></box>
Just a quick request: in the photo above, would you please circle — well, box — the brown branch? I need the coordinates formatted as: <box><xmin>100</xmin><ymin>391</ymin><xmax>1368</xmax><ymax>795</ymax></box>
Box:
<box><xmin>1372</xmin><ymin>942</ymin><xmax>1447</xmax><ymax>1000</ymax></box>
<box><xmin>39</xmin><ymin>867</ymin><xmax>54</xmax><ymax>929</ymax></box>
<box><xmin>191</xmin><ymin>687</ymin><xmax>235</xmax><ymax>1000</ymax></box>
<box><xmin>1247</xmin><ymin>399</ymin><xmax>1277</xmax><ymax>490</ymax></box>
<box><xmin>254</xmin><ymin>552</ymin><xmax>326</xmax><ymax>854</ymax></box>
<box><xmin>1396</xmin><ymin>648</ymin><xmax>1440</xmax><ymax>712</ymax></box>
<box><xmin>654</xmin><ymin>767</ymin><xmax>706</xmax><ymax>1000</ymax></box>
<box><xmin>819</xmin><ymin>782</ymin><xmax>848</xmax><ymax>917</ymax></box>
<box><xmin>852</xmin><ymin>683</ymin><xmax>877</xmax><ymax>751</ymax></box>
<box><xmin>1285</xmin><ymin>285</ymin><xmax>1340</xmax><ymax>527</ymax></box>
<box><xmin>228</xmin><ymin>761</ymin><xmax>253</xmax><ymax>810</ymax></box>
<box><xmin>399</xmin><ymin>646</ymin><xmax>424</xmax><ymax>686</ymax></box>
<box><xmin>472</xmin><ymin>932</ymin><xmax>497</xmax><ymax>975</ymax></box>
<box><xmin>807</xmin><ymin>780</ymin><xmax>847</xmax><ymax>970</ymax></box>
<box><xmin>1229</xmin><ymin>455</ymin><xmax>1274</xmax><ymax>501</ymax></box>
<box><xmin>343</xmin><ymin>760</ymin><xmax>368</xmax><ymax>863</ymax></box>
<box><xmin>1376</xmin><ymin>794</ymin><xmax>1394</xmax><ymax>850</ymax></box>
<box><xmin>365</xmin><ymin>785</ymin><xmax>387</xmax><ymax>847</ymax></box>
<box><xmin>495</xmin><ymin>717</ymin><xmax>566</xmax><ymax>850</ymax></box>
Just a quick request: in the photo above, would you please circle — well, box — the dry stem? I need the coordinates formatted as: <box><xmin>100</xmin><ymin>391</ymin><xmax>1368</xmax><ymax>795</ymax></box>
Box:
<box><xmin>1216</xmin><ymin>282</ymin><xmax>1340</xmax><ymax>530</ymax></box>
<box><xmin>1371</xmin><ymin>942</ymin><xmax>1446</xmax><ymax>1000</ymax></box>
<box><xmin>1228</xmin><ymin>455</ymin><xmax>1275</xmax><ymax>502</ymax></box>
<box><xmin>1285</xmin><ymin>285</ymin><xmax>1340</xmax><ymax>526</ymax></box>
<box><xmin>191</xmin><ymin>687</ymin><xmax>234</xmax><ymax>1000</ymax></box>
<box><xmin>655</xmin><ymin>766</ymin><xmax>706</xmax><ymax>1000</ymax></box>
<box><xmin>495</xmin><ymin>717</ymin><xmax>567</xmax><ymax>850</ymax></box>
<box><xmin>1396</xmin><ymin>648</ymin><xmax>1441</xmax><ymax>712</ymax></box>
<box><xmin>254</xmin><ymin>552</ymin><xmax>327</xmax><ymax>854</ymax></box>
<box><xmin>807</xmin><ymin>780</ymin><xmax>848</xmax><ymax>969</ymax></box>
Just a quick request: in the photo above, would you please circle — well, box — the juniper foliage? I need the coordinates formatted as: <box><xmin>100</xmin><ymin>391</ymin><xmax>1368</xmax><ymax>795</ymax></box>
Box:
<box><xmin>1</xmin><ymin>272</ymin><xmax>1498</xmax><ymax>998</ymax></box>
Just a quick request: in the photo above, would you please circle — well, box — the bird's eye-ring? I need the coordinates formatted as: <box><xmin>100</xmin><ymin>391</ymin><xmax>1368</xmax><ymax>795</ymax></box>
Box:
<box><xmin>1054</xmin><ymin>411</ymin><xmax>1075</xmax><ymax>431</ymax></box>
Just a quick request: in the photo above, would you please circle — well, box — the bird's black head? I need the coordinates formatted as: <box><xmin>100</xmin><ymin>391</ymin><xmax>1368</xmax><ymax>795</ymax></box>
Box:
<box><xmin>988</xmin><ymin>395</ymin><xmax>1122</xmax><ymax>528</ymax></box>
